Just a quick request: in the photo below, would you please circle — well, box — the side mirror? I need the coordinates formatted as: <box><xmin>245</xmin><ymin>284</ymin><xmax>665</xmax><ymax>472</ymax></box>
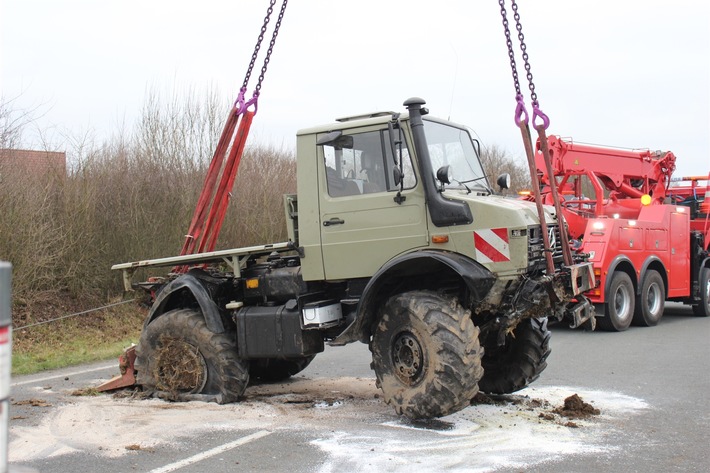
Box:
<box><xmin>393</xmin><ymin>167</ymin><xmax>403</xmax><ymax>186</ymax></box>
<box><xmin>497</xmin><ymin>173</ymin><xmax>511</xmax><ymax>190</ymax></box>
<box><xmin>436</xmin><ymin>165</ymin><xmax>452</xmax><ymax>185</ymax></box>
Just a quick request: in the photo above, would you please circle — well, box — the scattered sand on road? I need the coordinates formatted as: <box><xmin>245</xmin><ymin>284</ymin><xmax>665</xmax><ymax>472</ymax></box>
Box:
<box><xmin>9</xmin><ymin>376</ymin><xmax>649</xmax><ymax>471</ymax></box>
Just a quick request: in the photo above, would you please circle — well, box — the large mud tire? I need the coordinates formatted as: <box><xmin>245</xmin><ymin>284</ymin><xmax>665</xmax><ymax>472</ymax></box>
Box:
<box><xmin>693</xmin><ymin>266</ymin><xmax>710</xmax><ymax>317</ymax></box>
<box><xmin>370</xmin><ymin>291</ymin><xmax>483</xmax><ymax>419</ymax></box>
<box><xmin>597</xmin><ymin>272</ymin><xmax>634</xmax><ymax>332</ymax></box>
<box><xmin>249</xmin><ymin>356</ymin><xmax>315</xmax><ymax>383</ymax></box>
<box><xmin>478</xmin><ymin>317</ymin><xmax>551</xmax><ymax>395</ymax></box>
<box><xmin>134</xmin><ymin>309</ymin><xmax>248</xmax><ymax>403</ymax></box>
<box><xmin>633</xmin><ymin>270</ymin><xmax>665</xmax><ymax>327</ymax></box>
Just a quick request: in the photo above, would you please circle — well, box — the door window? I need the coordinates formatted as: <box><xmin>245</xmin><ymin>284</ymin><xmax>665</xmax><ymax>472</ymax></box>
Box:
<box><xmin>322</xmin><ymin>129</ymin><xmax>416</xmax><ymax>197</ymax></box>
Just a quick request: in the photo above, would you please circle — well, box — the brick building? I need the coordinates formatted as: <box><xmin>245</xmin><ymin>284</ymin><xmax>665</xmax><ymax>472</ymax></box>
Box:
<box><xmin>0</xmin><ymin>149</ymin><xmax>66</xmax><ymax>181</ymax></box>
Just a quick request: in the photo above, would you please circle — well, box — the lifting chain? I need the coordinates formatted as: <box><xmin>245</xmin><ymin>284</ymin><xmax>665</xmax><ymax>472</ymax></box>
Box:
<box><xmin>498</xmin><ymin>0</ymin><xmax>547</xmax><ymax>129</ymax></box>
<box><xmin>511</xmin><ymin>1</ymin><xmax>537</xmax><ymax>107</ymax></box>
<box><xmin>499</xmin><ymin>0</ymin><xmax>522</xmax><ymax>100</ymax></box>
<box><xmin>255</xmin><ymin>0</ymin><xmax>288</xmax><ymax>96</ymax></box>
<box><xmin>498</xmin><ymin>0</ymin><xmax>573</xmax><ymax>269</ymax></box>
<box><xmin>238</xmin><ymin>0</ymin><xmax>288</xmax><ymax>113</ymax></box>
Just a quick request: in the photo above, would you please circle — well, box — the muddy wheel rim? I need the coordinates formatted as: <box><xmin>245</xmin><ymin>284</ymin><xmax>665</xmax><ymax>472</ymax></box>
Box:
<box><xmin>392</xmin><ymin>332</ymin><xmax>424</xmax><ymax>385</ymax></box>
<box><xmin>154</xmin><ymin>338</ymin><xmax>207</xmax><ymax>394</ymax></box>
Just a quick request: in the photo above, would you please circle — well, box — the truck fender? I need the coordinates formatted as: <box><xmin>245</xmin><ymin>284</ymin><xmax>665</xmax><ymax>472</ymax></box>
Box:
<box><xmin>330</xmin><ymin>250</ymin><xmax>495</xmax><ymax>346</ymax></box>
<box><xmin>603</xmin><ymin>255</ymin><xmax>637</xmax><ymax>299</ymax></box>
<box><xmin>145</xmin><ymin>273</ymin><xmax>225</xmax><ymax>333</ymax></box>
<box><xmin>638</xmin><ymin>256</ymin><xmax>668</xmax><ymax>297</ymax></box>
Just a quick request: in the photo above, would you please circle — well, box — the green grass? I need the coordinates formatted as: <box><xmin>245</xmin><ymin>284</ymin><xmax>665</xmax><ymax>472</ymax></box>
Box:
<box><xmin>11</xmin><ymin>303</ymin><xmax>146</xmax><ymax>375</ymax></box>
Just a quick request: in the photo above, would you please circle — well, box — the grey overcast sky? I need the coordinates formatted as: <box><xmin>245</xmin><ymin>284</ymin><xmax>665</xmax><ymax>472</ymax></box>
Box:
<box><xmin>1</xmin><ymin>0</ymin><xmax>709</xmax><ymax>178</ymax></box>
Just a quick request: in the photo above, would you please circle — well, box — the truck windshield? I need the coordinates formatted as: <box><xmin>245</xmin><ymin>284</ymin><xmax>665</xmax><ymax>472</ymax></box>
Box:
<box><xmin>423</xmin><ymin>120</ymin><xmax>487</xmax><ymax>190</ymax></box>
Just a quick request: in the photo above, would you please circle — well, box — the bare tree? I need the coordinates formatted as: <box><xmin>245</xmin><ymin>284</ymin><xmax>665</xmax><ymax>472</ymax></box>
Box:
<box><xmin>0</xmin><ymin>95</ymin><xmax>29</xmax><ymax>150</ymax></box>
<box><xmin>480</xmin><ymin>144</ymin><xmax>531</xmax><ymax>195</ymax></box>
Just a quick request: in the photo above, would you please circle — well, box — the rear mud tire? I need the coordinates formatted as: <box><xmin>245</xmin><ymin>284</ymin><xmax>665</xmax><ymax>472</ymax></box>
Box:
<box><xmin>478</xmin><ymin>317</ymin><xmax>551</xmax><ymax>395</ymax></box>
<box><xmin>370</xmin><ymin>291</ymin><xmax>483</xmax><ymax>419</ymax></box>
<box><xmin>693</xmin><ymin>266</ymin><xmax>710</xmax><ymax>317</ymax></box>
<box><xmin>597</xmin><ymin>272</ymin><xmax>634</xmax><ymax>332</ymax></box>
<box><xmin>135</xmin><ymin>309</ymin><xmax>248</xmax><ymax>403</ymax></box>
<box><xmin>249</xmin><ymin>356</ymin><xmax>315</xmax><ymax>383</ymax></box>
<box><xmin>633</xmin><ymin>270</ymin><xmax>665</xmax><ymax>327</ymax></box>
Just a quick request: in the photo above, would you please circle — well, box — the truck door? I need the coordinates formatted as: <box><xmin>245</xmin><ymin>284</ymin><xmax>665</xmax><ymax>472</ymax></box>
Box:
<box><xmin>318</xmin><ymin>127</ymin><xmax>428</xmax><ymax>280</ymax></box>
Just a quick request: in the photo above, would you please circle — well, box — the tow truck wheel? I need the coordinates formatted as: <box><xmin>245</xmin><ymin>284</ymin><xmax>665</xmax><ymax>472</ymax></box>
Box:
<box><xmin>633</xmin><ymin>270</ymin><xmax>665</xmax><ymax>327</ymax></box>
<box><xmin>135</xmin><ymin>309</ymin><xmax>248</xmax><ymax>403</ymax></box>
<box><xmin>692</xmin><ymin>266</ymin><xmax>710</xmax><ymax>317</ymax></box>
<box><xmin>249</xmin><ymin>356</ymin><xmax>315</xmax><ymax>382</ymax></box>
<box><xmin>370</xmin><ymin>291</ymin><xmax>483</xmax><ymax>419</ymax></box>
<box><xmin>597</xmin><ymin>272</ymin><xmax>635</xmax><ymax>332</ymax></box>
<box><xmin>478</xmin><ymin>317</ymin><xmax>551</xmax><ymax>395</ymax></box>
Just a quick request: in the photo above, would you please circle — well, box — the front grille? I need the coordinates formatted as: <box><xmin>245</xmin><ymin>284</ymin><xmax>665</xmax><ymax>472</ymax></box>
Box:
<box><xmin>527</xmin><ymin>224</ymin><xmax>564</xmax><ymax>271</ymax></box>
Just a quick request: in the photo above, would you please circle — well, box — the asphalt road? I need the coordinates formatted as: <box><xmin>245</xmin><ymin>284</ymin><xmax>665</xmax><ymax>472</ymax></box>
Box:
<box><xmin>7</xmin><ymin>303</ymin><xmax>710</xmax><ymax>473</ymax></box>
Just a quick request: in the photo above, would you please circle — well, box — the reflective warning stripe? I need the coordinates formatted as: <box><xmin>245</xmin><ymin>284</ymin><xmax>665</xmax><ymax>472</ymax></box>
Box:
<box><xmin>474</xmin><ymin>228</ymin><xmax>510</xmax><ymax>263</ymax></box>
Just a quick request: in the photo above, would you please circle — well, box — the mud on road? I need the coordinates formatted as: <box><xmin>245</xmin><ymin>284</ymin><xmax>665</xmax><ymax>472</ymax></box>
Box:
<box><xmin>9</xmin><ymin>374</ymin><xmax>648</xmax><ymax>472</ymax></box>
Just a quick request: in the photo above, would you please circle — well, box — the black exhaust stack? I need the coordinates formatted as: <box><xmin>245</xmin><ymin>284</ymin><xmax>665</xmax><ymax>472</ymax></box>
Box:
<box><xmin>405</xmin><ymin>97</ymin><xmax>473</xmax><ymax>227</ymax></box>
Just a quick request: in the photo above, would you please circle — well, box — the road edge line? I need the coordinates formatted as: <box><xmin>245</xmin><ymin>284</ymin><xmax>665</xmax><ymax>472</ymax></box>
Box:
<box><xmin>11</xmin><ymin>364</ymin><xmax>116</xmax><ymax>387</ymax></box>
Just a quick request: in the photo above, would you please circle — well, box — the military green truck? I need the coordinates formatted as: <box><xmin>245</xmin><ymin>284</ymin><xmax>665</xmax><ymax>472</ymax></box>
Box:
<box><xmin>112</xmin><ymin>97</ymin><xmax>594</xmax><ymax>419</ymax></box>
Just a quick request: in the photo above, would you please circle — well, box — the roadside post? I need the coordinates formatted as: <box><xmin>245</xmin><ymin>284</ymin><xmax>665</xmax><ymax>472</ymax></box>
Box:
<box><xmin>0</xmin><ymin>262</ymin><xmax>11</xmax><ymax>473</ymax></box>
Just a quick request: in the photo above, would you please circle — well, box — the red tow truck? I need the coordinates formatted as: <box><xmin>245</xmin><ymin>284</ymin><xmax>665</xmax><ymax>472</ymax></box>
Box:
<box><xmin>526</xmin><ymin>136</ymin><xmax>710</xmax><ymax>330</ymax></box>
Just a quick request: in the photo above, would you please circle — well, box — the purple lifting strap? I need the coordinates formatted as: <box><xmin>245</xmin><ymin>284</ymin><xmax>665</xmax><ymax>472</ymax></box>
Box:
<box><xmin>515</xmin><ymin>94</ymin><xmax>529</xmax><ymax>126</ymax></box>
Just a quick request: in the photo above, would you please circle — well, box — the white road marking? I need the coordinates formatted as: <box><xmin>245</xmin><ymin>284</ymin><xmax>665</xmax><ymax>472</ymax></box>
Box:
<box><xmin>11</xmin><ymin>363</ymin><xmax>116</xmax><ymax>387</ymax></box>
<box><xmin>147</xmin><ymin>430</ymin><xmax>272</xmax><ymax>473</ymax></box>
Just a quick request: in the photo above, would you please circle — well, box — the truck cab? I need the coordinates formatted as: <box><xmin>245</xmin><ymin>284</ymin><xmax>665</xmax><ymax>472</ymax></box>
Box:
<box><xmin>288</xmin><ymin>98</ymin><xmax>593</xmax><ymax>335</ymax></box>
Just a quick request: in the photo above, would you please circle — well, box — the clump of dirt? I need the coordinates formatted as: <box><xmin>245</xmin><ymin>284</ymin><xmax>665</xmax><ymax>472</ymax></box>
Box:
<box><xmin>527</xmin><ymin>398</ymin><xmax>550</xmax><ymax>409</ymax></box>
<box><xmin>472</xmin><ymin>392</ymin><xmax>550</xmax><ymax>410</ymax></box>
<box><xmin>553</xmin><ymin>394</ymin><xmax>600</xmax><ymax>419</ymax></box>
<box><xmin>472</xmin><ymin>392</ymin><xmax>497</xmax><ymax>405</ymax></box>
<box><xmin>125</xmin><ymin>444</ymin><xmax>154</xmax><ymax>452</ymax></box>
<box><xmin>12</xmin><ymin>398</ymin><xmax>52</xmax><ymax>407</ymax></box>
<box><xmin>407</xmin><ymin>418</ymin><xmax>456</xmax><ymax>432</ymax></box>
<box><xmin>71</xmin><ymin>387</ymin><xmax>101</xmax><ymax>397</ymax></box>
<box><xmin>472</xmin><ymin>392</ymin><xmax>523</xmax><ymax>405</ymax></box>
<box><xmin>111</xmin><ymin>388</ymin><xmax>151</xmax><ymax>400</ymax></box>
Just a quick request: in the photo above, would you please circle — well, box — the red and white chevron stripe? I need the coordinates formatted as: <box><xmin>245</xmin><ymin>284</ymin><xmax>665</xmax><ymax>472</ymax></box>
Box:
<box><xmin>474</xmin><ymin>228</ymin><xmax>510</xmax><ymax>263</ymax></box>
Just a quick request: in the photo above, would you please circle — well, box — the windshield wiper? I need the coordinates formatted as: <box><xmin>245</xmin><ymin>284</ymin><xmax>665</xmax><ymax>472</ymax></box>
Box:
<box><xmin>457</xmin><ymin>175</ymin><xmax>493</xmax><ymax>195</ymax></box>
